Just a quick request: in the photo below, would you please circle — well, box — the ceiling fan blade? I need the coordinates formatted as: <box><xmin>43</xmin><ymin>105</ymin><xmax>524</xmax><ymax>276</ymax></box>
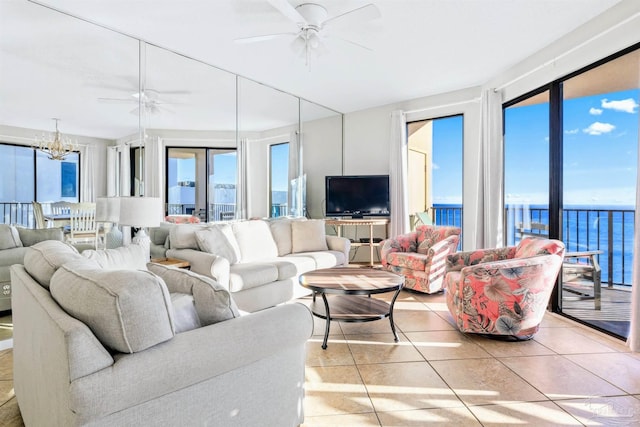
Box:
<box><xmin>323</xmin><ymin>3</ymin><xmax>381</xmax><ymax>27</ymax></box>
<box><xmin>267</xmin><ymin>0</ymin><xmax>307</xmax><ymax>25</ymax></box>
<box><xmin>235</xmin><ymin>32</ymin><xmax>298</xmax><ymax>44</ymax></box>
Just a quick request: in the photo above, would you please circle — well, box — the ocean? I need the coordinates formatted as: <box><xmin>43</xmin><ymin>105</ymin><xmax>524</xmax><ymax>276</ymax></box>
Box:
<box><xmin>433</xmin><ymin>204</ymin><xmax>635</xmax><ymax>286</ymax></box>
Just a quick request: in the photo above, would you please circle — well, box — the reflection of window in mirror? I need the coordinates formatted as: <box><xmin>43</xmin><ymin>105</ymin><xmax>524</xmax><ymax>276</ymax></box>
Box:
<box><xmin>130</xmin><ymin>147</ymin><xmax>144</xmax><ymax>196</ymax></box>
<box><xmin>270</xmin><ymin>142</ymin><xmax>289</xmax><ymax>218</ymax></box>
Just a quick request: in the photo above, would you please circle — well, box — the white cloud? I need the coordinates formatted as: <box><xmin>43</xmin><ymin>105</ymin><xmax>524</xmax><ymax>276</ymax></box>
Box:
<box><xmin>565</xmin><ymin>128</ymin><xmax>579</xmax><ymax>135</ymax></box>
<box><xmin>589</xmin><ymin>107</ymin><xmax>603</xmax><ymax>115</ymax></box>
<box><xmin>601</xmin><ymin>98</ymin><xmax>639</xmax><ymax>114</ymax></box>
<box><xmin>583</xmin><ymin>122</ymin><xmax>615</xmax><ymax>136</ymax></box>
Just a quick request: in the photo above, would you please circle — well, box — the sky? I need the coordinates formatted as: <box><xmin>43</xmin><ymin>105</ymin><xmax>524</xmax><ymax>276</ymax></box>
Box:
<box><xmin>431</xmin><ymin>115</ymin><xmax>464</xmax><ymax>205</ymax></box>
<box><xmin>505</xmin><ymin>88</ymin><xmax>639</xmax><ymax>207</ymax></box>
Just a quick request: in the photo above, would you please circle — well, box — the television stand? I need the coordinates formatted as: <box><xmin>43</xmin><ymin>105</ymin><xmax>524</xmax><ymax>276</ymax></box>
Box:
<box><xmin>325</xmin><ymin>218</ymin><xmax>390</xmax><ymax>266</ymax></box>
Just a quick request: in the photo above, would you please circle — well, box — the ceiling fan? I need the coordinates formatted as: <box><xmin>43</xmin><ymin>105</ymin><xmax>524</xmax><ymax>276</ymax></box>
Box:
<box><xmin>97</xmin><ymin>89</ymin><xmax>188</xmax><ymax>115</ymax></box>
<box><xmin>236</xmin><ymin>0</ymin><xmax>381</xmax><ymax>66</ymax></box>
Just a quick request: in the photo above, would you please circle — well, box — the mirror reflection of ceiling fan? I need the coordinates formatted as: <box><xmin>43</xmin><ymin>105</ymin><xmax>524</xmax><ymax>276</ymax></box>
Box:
<box><xmin>97</xmin><ymin>89</ymin><xmax>189</xmax><ymax>115</ymax></box>
<box><xmin>235</xmin><ymin>0</ymin><xmax>381</xmax><ymax>66</ymax></box>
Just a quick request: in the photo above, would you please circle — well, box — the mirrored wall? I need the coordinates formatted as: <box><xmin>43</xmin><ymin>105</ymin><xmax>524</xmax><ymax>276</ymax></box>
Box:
<box><xmin>0</xmin><ymin>1</ymin><xmax>343</xmax><ymax>221</ymax></box>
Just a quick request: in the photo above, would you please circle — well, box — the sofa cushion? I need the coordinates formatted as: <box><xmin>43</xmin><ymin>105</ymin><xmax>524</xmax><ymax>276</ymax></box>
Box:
<box><xmin>291</xmin><ymin>220</ymin><xmax>328</xmax><ymax>253</ymax></box>
<box><xmin>50</xmin><ymin>263</ymin><xmax>175</xmax><ymax>353</ymax></box>
<box><xmin>82</xmin><ymin>244</ymin><xmax>148</xmax><ymax>270</ymax></box>
<box><xmin>147</xmin><ymin>263</ymin><xmax>240</xmax><ymax>326</ymax></box>
<box><xmin>16</xmin><ymin>227</ymin><xmax>63</xmax><ymax>247</ymax></box>
<box><xmin>169</xmin><ymin>224</ymin><xmax>206</xmax><ymax>250</ymax></box>
<box><xmin>286</xmin><ymin>250</ymin><xmax>345</xmax><ymax>269</ymax></box>
<box><xmin>23</xmin><ymin>240</ymin><xmax>83</xmax><ymax>289</ymax></box>
<box><xmin>149</xmin><ymin>227</ymin><xmax>170</xmax><ymax>246</ymax></box>
<box><xmin>272</xmin><ymin>256</ymin><xmax>317</xmax><ymax>277</ymax></box>
<box><xmin>229</xmin><ymin>263</ymin><xmax>279</xmax><ymax>292</ymax></box>
<box><xmin>194</xmin><ymin>224</ymin><xmax>241</xmax><ymax>264</ymax></box>
<box><xmin>232</xmin><ymin>220</ymin><xmax>278</xmax><ymax>262</ymax></box>
<box><xmin>0</xmin><ymin>225</ymin><xmax>22</xmax><ymax>250</ymax></box>
<box><xmin>269</xmin><ymin>217</ymin><xmax>306</xmax><ymax>256</ymax></box>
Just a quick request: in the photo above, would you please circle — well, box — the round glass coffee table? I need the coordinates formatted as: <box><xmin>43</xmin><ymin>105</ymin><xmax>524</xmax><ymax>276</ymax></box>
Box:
<box><xmin>299</xmin><ymin>267</ymin><xmax>404</xmax><ymax>349</ymax></box>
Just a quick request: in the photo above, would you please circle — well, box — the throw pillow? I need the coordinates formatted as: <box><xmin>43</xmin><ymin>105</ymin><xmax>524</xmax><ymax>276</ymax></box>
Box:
<box><xmin>23</xmin><ymin>240</ymin><xmax>83</xmax><ymax>289</ymax></box>
<box><xmin>194</xmin><ymin>224</ymin><xmax>241</xmax><ymax>264</ymax></box>
<box><xmin>291</xmin><ymin>219</ymin><xmax>328</xmax><ymax>253</ymax></box>
<box><xmin>232</xmin><ymin>220</ymin><xmax>279</xmax><ymax>262</ymax></box>
<box><xmin>50</xmin><ymin>263</ymin><xmax>175</xmax><ymax>353</ymax></box>
<box><xmin>170</xmin><ymin>293</ymin><xmax>201</xmax><ymax>333</ymax></box>
<box><xmin>270</xmin><ymin>217</ymin><xmax>307</xmax><ymax>256</ymax></box>
<box><xmin>0</xmin><ymin>225</ymin><xmax>22</xmax><ymax>250</ymax></box>
<box><xmin>147</xmin><ymin>263</ymin><xmax>241</xmax><ymax>326</ymax></box>
<box><xmin>16</xmin><ymin>227</ymin><xmax>63</xmax><ymax>247</ymax></box>
<box><xmin>169</xmin><ymin>223</ymin><xmax>206</xmax><ymax>250</ymax></box>
<box><xmin>82</xmin><ymin>244</ymin><xmax>148</xmax><ymax>270</ymax></box>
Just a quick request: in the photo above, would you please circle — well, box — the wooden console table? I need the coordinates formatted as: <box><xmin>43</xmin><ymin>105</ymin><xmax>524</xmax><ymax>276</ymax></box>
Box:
<box><xmin>325</xmin><ymin>218</ymin><xmax>390</xmax><ymax>266</ymax></box>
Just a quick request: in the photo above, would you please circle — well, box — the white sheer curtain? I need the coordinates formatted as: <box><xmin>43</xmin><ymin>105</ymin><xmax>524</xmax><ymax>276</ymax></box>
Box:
<box><xmin>627</xmin><ymin>123</ymin><xmax>640</xmax><ymax>351</ymax></box>
<box><xmin>79</xmin><ymin>145</ymin><xmax>94</xmax><ymax>202</ymax></box>
<box><xmin>389</xmin><ymin>110</ymin><xmax>409</xmax><ymax>237</ymax></box>
<box><xmin>473</xmin><ymin>88</ymin><xmax>504</xmax><ymax>248</ymax></box>
<box><xmin>288</xmin><ymin>130</ymin><xmax>304</xmax><ymax>217</ymax></box>
<box><xmin>236</xmin><ymin>138</ymin><xmax>250</xmax><ymax>219</ymax></box>
<box><xmin>120</xmin><ymin>144</ymin><xmax>131</xmax><ymax>196</ymax></box>
<box><xmin>144</xmin><ymin>136</ymin><xmax>162</xmax><ymax>197</ymax></box>
<box><xmin>106</xmin><ymin>146</ymin><xmax>117</xmax><ymax>196</ymax></box>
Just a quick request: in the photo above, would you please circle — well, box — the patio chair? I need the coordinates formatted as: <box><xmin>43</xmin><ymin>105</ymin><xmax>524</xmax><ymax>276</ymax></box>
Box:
<box><xmin>380</xmin><ymin>225</ymin><xmax>461</xmax><ymax>294</ymax></box>
<box><xmin>445</xmin><ymin>237</ymin><xmax>565</xmax><ymax>340</ymax></box>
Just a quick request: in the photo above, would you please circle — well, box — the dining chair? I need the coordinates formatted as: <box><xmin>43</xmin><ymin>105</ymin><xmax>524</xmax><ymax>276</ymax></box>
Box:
<box><xmin>31</xmin><ymin>201</ymin><xmax>46</xmax><ymax>229</ymax></box>
<box><xmin>67</xmin><ymin>203</ymin><xmax>100</xmax><ymax>249</ymax></box>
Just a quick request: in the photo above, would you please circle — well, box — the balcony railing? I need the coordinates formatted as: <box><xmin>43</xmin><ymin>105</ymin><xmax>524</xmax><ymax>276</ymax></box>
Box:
<box><xmin>165</xmin><ymin>203</ymin><xmax>288</xmax><ymax>222</ymax></box>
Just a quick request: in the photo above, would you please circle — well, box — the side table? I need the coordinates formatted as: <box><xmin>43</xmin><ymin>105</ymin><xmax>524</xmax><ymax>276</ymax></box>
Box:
<box><xmin>150</xmin><ymin>257</ymin><xmax>191</xmax><ymax>270</ymax></box>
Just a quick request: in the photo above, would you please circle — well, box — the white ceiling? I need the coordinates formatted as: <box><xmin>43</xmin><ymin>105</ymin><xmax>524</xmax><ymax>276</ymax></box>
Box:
<box><xmin>0</xmin><ymin>0</ymin><xmax>625</xmax><ymax>139</ymax></box>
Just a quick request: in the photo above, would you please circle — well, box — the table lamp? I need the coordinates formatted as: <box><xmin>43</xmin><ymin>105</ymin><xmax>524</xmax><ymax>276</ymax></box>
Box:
<box><xmin>96</xmin><ymin>196</ymin><xmax>122</xmax><ymax>249</ymax></box>
<box><xmin>118</xmin><ymin>197</ymin><xmax>163</xmax><ymax>258</ymax></box>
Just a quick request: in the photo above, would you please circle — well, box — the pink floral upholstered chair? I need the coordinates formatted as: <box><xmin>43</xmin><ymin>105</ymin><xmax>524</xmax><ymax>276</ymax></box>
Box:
<box><xmin>380</xmin><ymin>225</ymin><xmax>461</xmax><ymax>294</ymax></box>
<box><xmin>444</xmin><ymin>237</ymin><xmax>565</xmax><ymax>340</ymax></box>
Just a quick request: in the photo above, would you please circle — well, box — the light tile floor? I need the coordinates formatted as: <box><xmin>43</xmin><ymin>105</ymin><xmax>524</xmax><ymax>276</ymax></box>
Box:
<box><xmin>1</xmin><ymin>290</ymin><xmax>639</xmax><ymax>426</ymax></box>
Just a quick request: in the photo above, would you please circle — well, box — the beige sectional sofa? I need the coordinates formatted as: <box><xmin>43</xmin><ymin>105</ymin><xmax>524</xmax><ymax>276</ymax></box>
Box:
<box><xmin>162</xmin><ymin>218</ymin><xmax>351</xmax><ymax>312</ymax></box>
<box><xmin>11</xmin><ymin>240</ymin><xmax>313</xmax><ymax>426</ymax></box>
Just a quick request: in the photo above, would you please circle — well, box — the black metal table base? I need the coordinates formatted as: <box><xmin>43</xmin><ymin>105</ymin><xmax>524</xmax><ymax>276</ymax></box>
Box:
<box><xmin>310</xmin><ymin>289</ymin><xmax>402</xmax><ymax>349</ymax></box>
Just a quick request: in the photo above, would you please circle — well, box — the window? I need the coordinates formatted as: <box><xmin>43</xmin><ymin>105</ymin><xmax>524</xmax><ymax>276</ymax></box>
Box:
<box><xmin>166</xmin><ymin>147</ymin><xmax>237</xmax><ymax>222</ymax></box>
<box><xmin>502</xmin><ymin>45</ymin><xmax>640</xmax><ymax>339</ymax></box>
<box><xmin>0</xmin><ymin>143</ymin><xmax>80</xmax><ymax>227</ymax></box>
<box><xmin>269</xmin><ymin>143</ymin><xmax>289</xmax><ymax>218</ymax></box>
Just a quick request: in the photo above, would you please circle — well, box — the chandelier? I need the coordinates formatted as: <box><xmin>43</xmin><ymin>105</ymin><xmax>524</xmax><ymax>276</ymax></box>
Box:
<box><xmin>34</xmin><ymin>118</ymin><xmax>77</xmax><ymax>161</ymax></box>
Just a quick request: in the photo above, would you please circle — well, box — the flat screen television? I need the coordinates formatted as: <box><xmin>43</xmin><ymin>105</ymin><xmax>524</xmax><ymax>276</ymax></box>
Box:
<box><xmin>325</xmin><ymin>175</ymin><xmax>390</xmax><ymax>218</ymax></box>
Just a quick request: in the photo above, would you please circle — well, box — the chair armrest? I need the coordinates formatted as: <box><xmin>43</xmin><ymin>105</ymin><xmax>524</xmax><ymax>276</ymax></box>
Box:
<box><xmin>379</xmin><ymin>231</ymin><xmax>419</xmax><ymax>266</ymax></box>
<box><xmin>70</xmin><ymin>303</ymin><xmax>313</xmax><ymax>418</ymax></box>
<box><xmin>166</xmin><ymin>248</ymin><xmax>231</xmax><ymax>289</ymax></box>
<box><xmin>446</xmin><ymin>246</ymin><xmax>517</xmax><ymax>272</ymax></box>
<box><xmin>326</xmin><ymin>235</ymin><xmax>351</xmax><ymax>265</ymax></box>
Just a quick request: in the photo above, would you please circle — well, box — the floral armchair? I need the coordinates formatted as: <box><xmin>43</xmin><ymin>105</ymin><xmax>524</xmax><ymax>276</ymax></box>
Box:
<box><xmin>380</xmin><ymin>225</ymin><xmax>461</xmax><ymax>294</ymax></box>
<box><xmin>444</xmin><ymin>237</ymin><xmax>565</xmax><ymax>340</ymax></box>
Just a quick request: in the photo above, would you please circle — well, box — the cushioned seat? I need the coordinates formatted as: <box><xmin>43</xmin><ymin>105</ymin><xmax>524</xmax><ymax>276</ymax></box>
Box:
<box><xmin>286</xmin><ymin>250</ymin><xmax>346</xmax><ymax>269</ymax></box>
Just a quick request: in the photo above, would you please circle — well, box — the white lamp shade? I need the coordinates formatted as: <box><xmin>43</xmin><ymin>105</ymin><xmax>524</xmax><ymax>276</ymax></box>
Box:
<box><xmin>95</xmin><ymin>197</ymin><xmax>121</xmax><ymax>222</ymax></box>
<box><xmin>118</xmin><ymin>197</ymin><xmax>163</xmax><ymax>228</ymax></box>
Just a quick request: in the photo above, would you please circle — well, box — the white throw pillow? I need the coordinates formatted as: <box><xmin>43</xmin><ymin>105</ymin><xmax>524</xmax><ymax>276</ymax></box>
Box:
<box><xmin>0</xmin><ymin>225</ymin><xmax>22</xmax><ymax>250</ymax></box>
<box><xmin>291</xmin><ymin>220</ymin><xmax>328</xmax><ymax>253</ymax></box>
<box><xmin>23</xmin><ymin>240</ymin><xmax>83</xmax><ymax>289</ymax></box>
<box><xmin>194</xmin><ymin>224</ymin><xmax>241</xmax><ymax>264</ymax></box>
<box><xmin>232</xmin><ymin>220</ymin><xmax>279</xmax><ymax>262</ymax></box>
<box><xmin>50</xmin><ymin>264</ymin><xmax>175</xmax><ymax>353</ymax></box>
<box><xmin>169</xmin><ymin>224</ymin><xmax>206</xmax><ymax>250</ymax></box>
<box><xmin>269</xmin><ymin>217</ymin><xmax>307</xmax><ymax>256</ymax></box>
<box><xmin>147</xmin><ymin>263</ymin><xmax>241</xmax><ymax>326</ymax></box>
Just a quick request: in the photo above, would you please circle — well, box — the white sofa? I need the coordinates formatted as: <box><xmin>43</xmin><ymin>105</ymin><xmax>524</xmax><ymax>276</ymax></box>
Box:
<box><xmin>165</xmin><ymin>218</ymin><xmax>351</xmax><ymax>312</ymax></box>
<box><xmin>11</xmin><ymin>241</ymin><xmax>313</xmax><ymax>426</ymax></box>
